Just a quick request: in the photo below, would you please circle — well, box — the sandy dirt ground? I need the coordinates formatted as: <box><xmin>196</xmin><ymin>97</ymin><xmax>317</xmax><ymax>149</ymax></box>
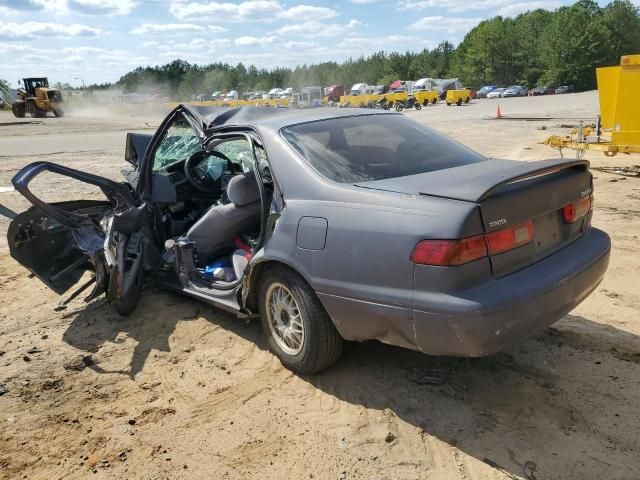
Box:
<box><xmin>0</xmin><ymin>94</ymin><xmax>639</xmax><ymax>480</ymax></box>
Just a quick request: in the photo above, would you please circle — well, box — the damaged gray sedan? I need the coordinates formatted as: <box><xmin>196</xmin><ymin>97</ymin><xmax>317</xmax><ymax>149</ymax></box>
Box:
<box><xmin>4</xmin><ymin>106</ymin><xmax>610</xmax><ymax>373</ymax></box>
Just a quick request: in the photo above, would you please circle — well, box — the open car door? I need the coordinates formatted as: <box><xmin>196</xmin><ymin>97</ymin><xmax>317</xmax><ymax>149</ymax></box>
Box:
<box><xmin>5</xmin><ymin>161</ymin><xmax>162</xmax><ymax>313</ymax></box>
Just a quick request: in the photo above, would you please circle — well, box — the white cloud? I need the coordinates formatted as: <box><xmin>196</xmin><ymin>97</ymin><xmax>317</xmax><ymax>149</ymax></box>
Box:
<box><xmin>282</xmin><ymin>40</ymin><xmax>319</xmax><ymax>49</ymax></box>
<box><xmin>497</xmin><ymin>1</ymin><xmax>561</xmax><ymax>16</ymax></box>
<box><xmin>337</xmin><ymin>34</ymin><xmax>417</xmax><ymax>49</ymax></box>
<box><xmin>397</xmin><ymin>0</ymin><xmax>496</xmax><ymax>11</ymax></box>
<box><xmin>62</xmin><ymin>46</ymin><xmax>109</xmax><ymax>55</ymax></box>
<box><xmin>351</xmin><ymin>0</ymin><xmax>379</xmax><ymax>3</ymax></box>
<box><xmin>0</xmin><ymin>0</ymin><xmax>136</xmax><ymax>15</ymax></box>
<box><xmin>169</xmin><ymin>0</ymin><xmax>338</xmax><ymax>23</ymax></box>
<box><xmin>277</xmin><ymin>5</ymin><xmax>337</xmax><ymax>19</ymax></box>
<box><xmin>0</xmin><ymin>21</ymin><xmax>101</xmax><ymax>40</ymax></box>
<box><xmin>274</xmin><ymin>19</ymin><xmax>361</xmax><ymax>37</ymax></box>
<box><xmin>234</xmin><ymin>35</ymin><xmax>277</xmax><ymax>46</ymax></box>
<box><xmin>407</xmin><ymin>16</ymin><xmax>482</xmax><ymax>33</ymax></box>
<box><xmin>397</xmin><ymin>0</ymin><xmax>560</xmax><ymax>12</ymax></box>
<box><xmin>0</xmin><ymin>0</ymin><xmax>49</xmax><ymax>11</ymax></box>
<box><xmin>170</xmin><ymin>0</ymin><xmax>279</xmax><ymax>21</ymax></box>
<box><xmin>131</xmin><ymin>23</ymin><xmax>206</xmax><ymax>34</ymax></box>
<box><xmin>67</xmin><ymin>0</ymin><xmax>137</xmax><ymax>15</ymax></box>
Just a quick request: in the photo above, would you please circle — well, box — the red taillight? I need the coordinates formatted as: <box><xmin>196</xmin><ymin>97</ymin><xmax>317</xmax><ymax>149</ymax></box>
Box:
<box><xmin>485</xmin><ymin>221</ymin><xmax>533</xmax><ymax>255</ymax></box>
<box><xmin>411</xmin><ymin>235</ymin><xmax>487</xmax><ymax>266</ymax></box>
<box><xmin>562</xmin><ymin>196</ymin><xmax>592</xmax><ymax>223</ymax></box>
<box><xmin>412</xmin><ymin>222</ymin><xmax>534</xmax><ymax>266</ymax></box>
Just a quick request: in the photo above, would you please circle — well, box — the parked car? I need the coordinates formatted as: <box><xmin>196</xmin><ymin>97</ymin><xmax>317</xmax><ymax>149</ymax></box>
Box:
<box><xmin>476</xmin><ymin>85</ymin><xmax>497</xmax><ymax>98</ymax></box>
<box><xmin>502</xmin><ymin>85</ymin><xmax>528</xmax><ymax>97</ymax></box>
<box><xmin>555</xmin><ymin>85</ymin><xmax>575</xmax><ymax>94</ymax></box>
<box><xmin>3</xmin><ymin>106</ymin><xmax>610</xmax><ymax>374</ymax></box>
<box><xmin>486</xmin><ymin>88</ymin><xmax>506</xmax><ymax>98</ymax></box>
<box><xmin>530</xmin><ymin>86</ymin><xmax>555</xmax><ymax>96</ymax></box>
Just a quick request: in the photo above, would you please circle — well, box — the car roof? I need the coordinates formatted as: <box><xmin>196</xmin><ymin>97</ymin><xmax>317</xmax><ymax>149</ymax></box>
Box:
<box><xmin>189</xmin><ymin>105</ymin><xmax>394</xmax><ymax>131</ymax></box>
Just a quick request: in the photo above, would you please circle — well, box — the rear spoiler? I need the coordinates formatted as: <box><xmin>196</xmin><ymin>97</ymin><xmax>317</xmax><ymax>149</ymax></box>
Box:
<box><xmin>356</xmin><ymin>158</ymin><xmax>590</xmax><ymax>203</ymax></box>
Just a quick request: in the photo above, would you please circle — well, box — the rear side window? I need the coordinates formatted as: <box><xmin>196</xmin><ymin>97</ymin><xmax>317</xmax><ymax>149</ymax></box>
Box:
<box><xmin>281</xmin><ymin>114</ymin><xmax>485</xmax><ymax>183</ymax></box>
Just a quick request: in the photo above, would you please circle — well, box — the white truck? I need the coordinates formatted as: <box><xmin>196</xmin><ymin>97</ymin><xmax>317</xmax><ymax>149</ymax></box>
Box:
<box><xmin>267</xmin><ymin>88</ymin><xmax>284</xmax><ymax>99</ymax></box>
<box><xmin>278</xmin><ymin>87</ymin><xmax>295</xmax><ymax>98</ymax></box>
<box><xmin>224</xmin><ymin>90</ymin><xmax>239</xmax><ymax>101</ymax></box>
<box><xmin>350</xmin><ymin>83</ymin><xmax>368</xmax><ymax>96</ymax></box>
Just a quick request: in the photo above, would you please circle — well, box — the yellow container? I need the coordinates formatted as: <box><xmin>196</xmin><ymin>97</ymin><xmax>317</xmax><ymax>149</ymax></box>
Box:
<box><xmin>445</xmin><ymin>89</ymin><xmax>471</xmax><ymax>106</ymax></box>
<box><xmin>384</xmin><ymin>91</ymin><xmax>408</xmax><ymax>105</ymax></box>
<box><xmin>597</xmin><ymin>54</ymin><xmax>640</xmax><ymax>150</ymax></box>
<box><xmin>413</xmin><ymin>90</ymin><xmax>439</xmax><ymax>106</ymax></box>
<box><xmin>338</xmin><ymin>94</ymin><xmax>367</xmax><ymax>107</ymax></box>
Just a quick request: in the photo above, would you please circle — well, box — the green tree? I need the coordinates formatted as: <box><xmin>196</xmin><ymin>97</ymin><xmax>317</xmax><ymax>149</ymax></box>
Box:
<box><xmin>602</xmin><ymin>0</ymin><xmax>640</xmax><ymax>64</ymax></box>
<box><xmin>539</xmin><ymin>0</ymin><xmax>611</xmax><ymax>89</ymax></box>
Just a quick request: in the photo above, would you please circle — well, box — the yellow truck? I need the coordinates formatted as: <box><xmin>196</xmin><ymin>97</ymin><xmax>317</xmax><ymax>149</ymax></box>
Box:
<box><xmin>445</xmin><ymin>89</ymin><xmax>471</xmax><ymax>106</ymax></box>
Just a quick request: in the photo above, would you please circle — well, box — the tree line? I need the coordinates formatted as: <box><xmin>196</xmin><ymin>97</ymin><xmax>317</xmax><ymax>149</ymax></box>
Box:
<box><xmin>113</xmin><ymin>0</ymin><xmax>639</xmax><ymax>98</ymax></box>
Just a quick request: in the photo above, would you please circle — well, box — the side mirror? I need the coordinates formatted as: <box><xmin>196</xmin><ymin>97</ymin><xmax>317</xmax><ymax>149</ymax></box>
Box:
<box><xmin>124</xmin><ymin>132</ymin><xmax>153</xmax><ymax>167</ymax></box>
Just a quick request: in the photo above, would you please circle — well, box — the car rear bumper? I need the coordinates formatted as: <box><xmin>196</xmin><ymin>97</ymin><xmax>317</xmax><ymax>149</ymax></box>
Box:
<box><xmin>411</xmin><ymin>228</ymin><xmax>610</xmax><ymax>356</ymax></box>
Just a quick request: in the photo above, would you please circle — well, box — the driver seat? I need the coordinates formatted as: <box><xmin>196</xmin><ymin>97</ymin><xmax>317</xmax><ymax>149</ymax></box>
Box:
<box><xmin>184</xmin><ymin>171</ymin><xmax>261</xmax><ymax>263</ymax></box>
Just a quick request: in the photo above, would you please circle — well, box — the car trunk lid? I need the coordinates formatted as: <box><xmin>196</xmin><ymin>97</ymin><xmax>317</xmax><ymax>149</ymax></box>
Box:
<box><xmin>356</xmin><ymin>158</ymin><xmax>593</xmax><ymax>277</ymax></box>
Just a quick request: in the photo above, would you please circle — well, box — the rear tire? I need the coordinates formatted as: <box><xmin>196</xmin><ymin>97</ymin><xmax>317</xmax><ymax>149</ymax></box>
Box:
<box><xmin>395</xmin><ymin>104</ymin><xmax>403</xmax><ymax>112</ymax></box>
<box><xmin>11</xmin><ymin>102</ymin><xmax>25</xmax><ymax>118</ymax></box>
<box><xmin>456</xmin><ymin>99</ymin><xmax>462</xmax><ymax>106</ymax></box>
<box><xmin>53</xmin><ymin>107</ymin><xmax>64</xmax><ymax>117</ymax></box>
<box><xmin>259</xmin><ymin>266</ymin><xmax>343</xmax><ymax>374</ymax></box>
<box><xmin>415</xmin><ymin>103</ymin><xmax>422</xmax><ymax>110</ymax></box>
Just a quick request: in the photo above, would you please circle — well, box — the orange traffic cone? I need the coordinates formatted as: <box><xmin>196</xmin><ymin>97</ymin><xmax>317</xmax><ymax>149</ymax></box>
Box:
<box><xmin>496</xmin><ymin>104</ymin><xmax>502</xmax><ymax>118</ymax></box>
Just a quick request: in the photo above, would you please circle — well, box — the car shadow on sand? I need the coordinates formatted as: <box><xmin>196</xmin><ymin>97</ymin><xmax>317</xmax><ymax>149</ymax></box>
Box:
<box><xmin>304</xmin><ymin>314</ymin><xmax>640</xmax><ymax>479</ymax></box>
<box><xmin>61</xmin><ymin>286</ymin><xmax>267</xmax><ymax>378</ymax></box>
<box><xmin>62</xmin><ymin>291</ymin><xmax>640</xmax><ymax>479</ymax></box>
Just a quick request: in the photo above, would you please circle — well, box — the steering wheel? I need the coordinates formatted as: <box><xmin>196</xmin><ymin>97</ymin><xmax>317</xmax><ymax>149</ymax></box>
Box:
<box><xmin>184</xmin><ymin>150</ymin><xmax>231</xmax><ymax>192</ymax></box>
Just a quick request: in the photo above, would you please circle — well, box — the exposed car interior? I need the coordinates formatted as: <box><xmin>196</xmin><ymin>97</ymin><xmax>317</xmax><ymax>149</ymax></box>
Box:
<box><xmin>149</xmin><ymin>114</ymin><xmax>272</xmax><ymax>287</ymax></box>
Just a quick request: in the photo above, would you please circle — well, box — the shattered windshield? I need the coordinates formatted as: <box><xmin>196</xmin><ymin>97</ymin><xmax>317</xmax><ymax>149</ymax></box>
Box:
<box><xmin>152</xmin><ymin>117</ymin><xmax>201</xmax><ymax>171</ymax></box>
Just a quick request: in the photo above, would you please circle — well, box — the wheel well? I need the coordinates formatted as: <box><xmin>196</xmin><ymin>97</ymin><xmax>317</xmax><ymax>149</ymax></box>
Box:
<box><xmin>245</xmin><ymin>260</ymin><xmax>308</xmax><ymax>313</ymax></box>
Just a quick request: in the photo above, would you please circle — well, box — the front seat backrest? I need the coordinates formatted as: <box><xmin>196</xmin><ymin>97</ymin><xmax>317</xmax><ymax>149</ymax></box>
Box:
<box><xmin>227</xmin><ymin>170</ymin><xmax>260</xmax><ymax>206</ymax></box>
<box><xmin>185</xmin><ymin>171</ymin><xmax>261</xmax><ymax>263</ymax></box>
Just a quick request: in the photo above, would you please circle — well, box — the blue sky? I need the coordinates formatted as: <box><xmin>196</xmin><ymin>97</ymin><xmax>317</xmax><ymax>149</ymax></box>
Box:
<box><xmin>0</xmin><ymin>0</ymin><xmax>628</xmax><ymax>87</ymax></box>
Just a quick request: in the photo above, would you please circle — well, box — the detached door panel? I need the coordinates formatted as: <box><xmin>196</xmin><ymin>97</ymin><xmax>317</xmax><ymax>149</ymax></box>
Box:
<box><xmin>6</xmin><ymin>161</ymin><xmax>155</xmax><ymax>310</ymax></box>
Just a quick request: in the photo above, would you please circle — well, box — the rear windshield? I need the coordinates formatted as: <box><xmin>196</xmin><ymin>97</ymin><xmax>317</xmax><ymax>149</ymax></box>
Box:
<box><xmin>281</xmin><ymin>114</ymin><xmax>484</xmax><ymax>183</ymax></box>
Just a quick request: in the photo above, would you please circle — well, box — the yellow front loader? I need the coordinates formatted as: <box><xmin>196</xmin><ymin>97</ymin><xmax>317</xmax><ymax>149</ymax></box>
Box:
<box><xmin>12</xmin><ymin>77</ymin><xmax>64</xmax><ymax>118</ymax></box>
<box><xmin>543</xmin><ymin>55</ymin><xmax>640</xmax><ymax>157</ymax></box>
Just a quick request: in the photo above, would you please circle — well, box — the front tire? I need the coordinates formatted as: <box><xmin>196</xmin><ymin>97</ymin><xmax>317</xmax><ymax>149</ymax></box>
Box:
<box><xmin>259</xmin><ymin>267</ymin><xmax>343</xmax><ymax>374</ymax></box>
<box><xmin>11</xmin><ymin>102</ymin><xmax>25</xmax><ymax>118</ymax></box>
<box><xmin>395</xmin><ymin>104</ymin><xmax>403</xmax><ymax>112</ymax></box>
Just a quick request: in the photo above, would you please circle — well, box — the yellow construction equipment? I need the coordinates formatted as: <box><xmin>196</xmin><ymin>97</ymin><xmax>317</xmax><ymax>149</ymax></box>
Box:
<box><xmin>12</xmin><ymin>77</ymin><xmax>64</xmax><ymax>118</ymax></box>
<box><xmin>543</xmin><ymin>54</ymin><xmax>640</xmax><ymax>157</ymax></box>
<box><xmin>445</xmin><ymin>89</ymin><xmax>471</xmax><ymax>106</ymax></box>
<box><xmin>413</xmin><ymin>90</ymin><xmax>439</xmax><ymax>106</ymax></box>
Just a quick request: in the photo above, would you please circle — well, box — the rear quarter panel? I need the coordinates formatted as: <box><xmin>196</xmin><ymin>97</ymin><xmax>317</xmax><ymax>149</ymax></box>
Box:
<box><xmin>262</xmin><ymin>189</ymin><xmax>483</xmax><ymax>348</ymax></box>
